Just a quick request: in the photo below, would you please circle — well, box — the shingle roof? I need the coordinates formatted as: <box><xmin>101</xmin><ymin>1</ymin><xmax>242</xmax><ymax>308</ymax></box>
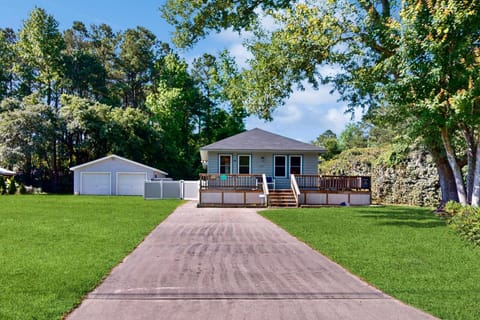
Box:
<box><xmin>201</xmin><ymin>128</ymin><xmax>325</xmax><ymax>153</ymax></box>
<box><xmin>69</xmin><ymin>154</ymin><xmax>168</xmax><ymax>175</ymax></box>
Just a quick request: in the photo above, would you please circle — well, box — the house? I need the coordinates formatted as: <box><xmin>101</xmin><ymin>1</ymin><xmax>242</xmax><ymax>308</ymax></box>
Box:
<box><xmin>200</xmin><ymin>128</ymin><xmax>325</xmax><ymax>188</ymax></box>
<box><xmin>199</xmin><ymin>128</ymin><xmax>371</xmax><ymax>207</ymax></box>
<box><xmin>70</xmin><ymin>154</ymin><xmax>167</xmax><ymax>196</ymax></box>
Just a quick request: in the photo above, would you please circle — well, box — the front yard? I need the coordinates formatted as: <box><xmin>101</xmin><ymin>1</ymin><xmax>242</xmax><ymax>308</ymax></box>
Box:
<box><xmin>0</xmin><ymin>196</ymin><xmax>182</xmax><ymax>320</ymax></box>
<box><xmin>260</xmin><ymin>206</ymin><xmax>480</xmax><ymax>320</ymax></box>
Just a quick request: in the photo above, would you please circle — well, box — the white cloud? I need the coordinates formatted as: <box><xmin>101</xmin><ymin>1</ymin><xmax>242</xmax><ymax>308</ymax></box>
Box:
<box><xmin>228</xmin><ymin>43</ymin><xmax>253</xmax><ymax>68</ymax></box>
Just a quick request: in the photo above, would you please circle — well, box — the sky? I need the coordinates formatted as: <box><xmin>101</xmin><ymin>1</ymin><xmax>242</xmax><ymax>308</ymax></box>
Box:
<box><xmin>0</xmin><ymin>0</ymin><xmax>360</xmax><ymax>143</ymax></box>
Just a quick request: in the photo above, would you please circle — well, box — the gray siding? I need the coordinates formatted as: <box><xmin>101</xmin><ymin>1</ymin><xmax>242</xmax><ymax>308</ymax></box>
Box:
<box><xmin>73</xmin><ymin>158</ymin><xmax>166</xmax><ymax>195</ymax></box>
<box><xmin>206</xmin><ymin>151</ymin><xmax>319</xmax><ymax>189</ymax></box>
<box><xmin>303</xmin><ymin>154</ymin><xmax>320</xmax><ymax>174</ymax></box>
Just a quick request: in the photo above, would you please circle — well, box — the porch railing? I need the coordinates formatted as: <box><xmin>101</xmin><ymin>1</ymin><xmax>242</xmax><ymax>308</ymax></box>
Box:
<box><xmin>290</xmin><ymin>174</ymin><xmax>301</xmax><ymax>207</ymax></box>
<box><xmin>199</xmin><ymin>173</ymin><xmax>262</xmax><ymax>190</ymax></box>
<box><xmin>295</xmin><ymin>175</ymin><xmax>371</xmax><ymax>192</ymax></box>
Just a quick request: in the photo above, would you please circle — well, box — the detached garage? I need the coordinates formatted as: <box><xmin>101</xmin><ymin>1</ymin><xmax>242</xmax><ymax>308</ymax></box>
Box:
<box><xmin>70</xmin><ymin>155</ymin><xmax>168</xmax><ymax>195</ymax></box>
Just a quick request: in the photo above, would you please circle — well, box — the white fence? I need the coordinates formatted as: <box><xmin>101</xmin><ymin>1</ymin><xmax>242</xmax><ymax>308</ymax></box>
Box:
<box><xmin>144</xmin><ymin>180</ymin><xmax>199</xmax><ymax>200</ymax></box>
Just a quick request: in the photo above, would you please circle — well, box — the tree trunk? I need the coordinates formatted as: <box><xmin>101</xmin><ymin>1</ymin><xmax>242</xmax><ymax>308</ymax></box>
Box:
<box><xmin>430</xmin><ymin>146</ymin><xmax>459</xmax><ymax>206</ymax></box>
<box><xmin>441</xmin><ymin>127</ymin><xmax>467</xmax><ymax>205</ymax></box>
<box><xmin>471</xmin><ymin>127</ymin><xmax>480</xmax><ymax>206</ymax></box>
<box><xmin>463</xmin><ymin>127</ymin><xmax>475</xmax><ymax>203</ymax></box>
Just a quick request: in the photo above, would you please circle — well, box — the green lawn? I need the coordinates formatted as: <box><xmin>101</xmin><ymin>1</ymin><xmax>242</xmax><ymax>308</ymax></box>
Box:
<box><xmin>260</xmin><ymin>206</ymin><xmax>480</xmax><ymax>320</ymax></box>
<box><xmin>0</xmin><ymin>195</ymin><xmax>182</xmax><ymax>320</ymax></box>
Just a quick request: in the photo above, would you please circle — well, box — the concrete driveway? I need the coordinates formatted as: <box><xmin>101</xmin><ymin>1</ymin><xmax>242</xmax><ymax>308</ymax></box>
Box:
<box><xmin>67</xmin><ymin>201</ymin><xmax>436</xmax><ymax>320</ymax></box>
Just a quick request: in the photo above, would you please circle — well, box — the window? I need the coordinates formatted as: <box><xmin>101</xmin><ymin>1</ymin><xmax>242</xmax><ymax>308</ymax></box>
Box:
<box><xmin>274</xmin><ymin>155</ymin><xmax>287</xmax><ymax>177</ymax></box>
<box><xmin>238</xmin><ymin>155</ymin><xmax>251</xmax><ymax>174</ymax></box>
<box><xmin>290</xmin><ymin>156</ymin><xmax>302</xmax><ymax>175</ymax></box>
<box><xmin>219</xmin><ymin>155</ymin><xmax>232</xmax><ymax>174</ymax></box>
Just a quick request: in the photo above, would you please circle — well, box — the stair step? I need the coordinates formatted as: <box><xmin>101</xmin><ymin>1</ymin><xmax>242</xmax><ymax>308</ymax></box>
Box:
<box><xmin>268</xmin><ymin>189</ymin><xmax>297</xmax><ymax>207</ymax></box>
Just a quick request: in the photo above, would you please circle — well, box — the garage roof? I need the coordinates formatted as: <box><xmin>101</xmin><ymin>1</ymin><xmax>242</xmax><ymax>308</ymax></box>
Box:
<box><xmin>69</xmin><ymin>154</ymin><xmax>168</xmax><ymax>176</ymax></box>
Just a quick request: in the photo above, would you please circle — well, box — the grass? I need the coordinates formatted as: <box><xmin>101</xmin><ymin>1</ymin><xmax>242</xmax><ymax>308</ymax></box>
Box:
<box><xmin>260</xmin><ymin>206</ymin><xmax>480</xmax><ymax>320</ymax></box>
<box><xmin>0</xmin><ymin>195</ymin><xmax>182</xmax><ymax>320</ymax></box>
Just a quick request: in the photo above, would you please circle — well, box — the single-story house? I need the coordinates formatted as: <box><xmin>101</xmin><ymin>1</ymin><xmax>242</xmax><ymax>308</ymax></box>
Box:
<box><xmin>199</xmin><ymin>128</ymin><xmax>371</xmax><ymax>207</ymax></box>
<box><xmin>70</xmin><ymin>154</ymin><xmax>167</xmax><ymax>196</ymax></box>
<box><xmin>200</xmin><ymin>128</ymin><xmax>325</xmax><ymax>188</ymax></box>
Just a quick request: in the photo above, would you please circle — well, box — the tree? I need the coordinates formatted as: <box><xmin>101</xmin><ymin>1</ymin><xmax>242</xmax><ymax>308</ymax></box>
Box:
<box><xmin>0</xmin><ymin>95</ymin><xmax>54</xmax><ymax>187</ymax></box>
<box><xmin>63</xmin><ymin>22</ymin><xmax>109</xmax><ymax>100</ymax></box>
<box><xmin>17</xmin><ymin>7</ymin><xmax>65</xmax><ymax>106</ymax></box>
<box><xmin>146</xmin><ymin>53</ymin><xmax>203</xmax><ymax>179</ymax></box>
<box><xmin>312</xmin><ymin>130</ymin><xmax>341</xmax><ymax>160</ymax></box>
<box><xmin>339</xmin><ymin>122</ymin><xmax>369</xmax><ymax>150</ymax></box>
<box><xmin>118</xmin><ymin>27</ymin><xmax>159</xmax><ymax>108</ymax></box>
<box><xmin>162</xmin><ymin>0</ymin><xmax>480</xmax><ymax>206</ymax></box>
<box><xmin>191</xmin><ymin>52</ymin><xmax>246</xmax><ymax>145</ymax></box>
<box><xmin>0</xmin><ymin>28</ymin><xmax>16</xmax><ymax>99</ymax></box>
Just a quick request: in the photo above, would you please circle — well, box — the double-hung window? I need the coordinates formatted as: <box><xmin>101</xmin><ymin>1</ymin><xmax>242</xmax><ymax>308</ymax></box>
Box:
<box><xmin>289</xmin><ymin>155</ymin><xmax>302</xmax><ymax>175</ymax></box>
<box><xmin>274</xmin><ymin>155</ymin><xmax>287</xmax><ymax>177</ymax></box>
<box><xmin>238</xmin><ymin>155</ymin><xmax>251</xmax><ymax>174</ymax></box>
<box><xmin>219</xmin><ymin>155</ymin><xmax>232</xmax><ymax>174</ymax></box>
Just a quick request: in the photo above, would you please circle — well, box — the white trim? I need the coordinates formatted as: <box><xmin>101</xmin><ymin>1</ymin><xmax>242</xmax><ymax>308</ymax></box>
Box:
<box><xmin>274</xmin><ymin>155</ymin><xmax>287</xmax><ymax>178</ymax></box>
<box><xmin>218</xmin><ymin>154</ymin><xmax>232</xmax><ymax>174</ymax></box>
<box><xmin>116</xmin><ymin>172</ymin><xmax>147</xmax><ymax>195</ymax></box>
<box><xmin>70</xmin><ymin>154</ymin><xmax>168</xmax><ymax>176</ymax></box>
<box><xmin>237</xmin><ymin>154</ymin><xmax>251</xmax><ymax>174</ymax></box>
<box><xmin>289</xmin><ymin>155</ymin><xmax>303</xmax><ymax>175</ymax></box>
<box><xmin>80</xmin><ymin>172</ymin><xmax>111</xmax><ymax>195</ymax></box>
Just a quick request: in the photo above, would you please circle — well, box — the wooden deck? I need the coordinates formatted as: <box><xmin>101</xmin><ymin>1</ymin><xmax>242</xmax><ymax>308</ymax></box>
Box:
<box><xmin>198</xmin><ymin>174</ymin><xmax>371</xmax><ymax>207</ymax></box>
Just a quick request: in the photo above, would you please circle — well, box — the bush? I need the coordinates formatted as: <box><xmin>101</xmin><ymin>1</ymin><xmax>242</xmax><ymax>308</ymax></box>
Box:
<box><xmin>446</xmin><ymin>201</ymin><xmax>480</xmax><ymax>246</ymax></box>
<box><xmin>19</xmin><ymin>184</ymin><xmax>27</xmax><ymax>194</ymax></box>
<box><xmin>0</xmin><ymin>176</ymin><xmax>6</xmax><ymax>194</ymax></box>
<box><xmin>6</xmin><ymin>177</ymin><xmax>17</xmax><ymax>195</ymax></box>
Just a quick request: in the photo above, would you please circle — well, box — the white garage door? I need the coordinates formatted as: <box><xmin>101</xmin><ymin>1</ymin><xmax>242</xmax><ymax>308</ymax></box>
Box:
<box><xmin>117</xmin><ymin>172</ymin><xmax>146</xmax><ymax>196</ymax></box>
<box><xmin>81</xmin><ymin>172</ymin><xmax>111</xmax><ymax>195</ymax></box>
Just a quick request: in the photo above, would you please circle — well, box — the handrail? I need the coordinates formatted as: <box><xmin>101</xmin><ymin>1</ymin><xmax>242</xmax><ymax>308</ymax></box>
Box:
<box><xmin>261</xmin><ymin>173</ymin><xmax>270</xmax><ymax>206</ymax></box>
<box><xmin>290</xmin><ymin>174</ymin><xmax>301</xmax><ymax>207</ymax></box>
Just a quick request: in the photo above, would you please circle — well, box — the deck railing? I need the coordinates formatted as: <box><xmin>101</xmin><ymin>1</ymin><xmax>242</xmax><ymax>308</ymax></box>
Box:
<box><xmin>290</xmin><ymin>174</ymin><xmax>301</xmax><ymax>207</ymax></box>
<box><xmin>199</xmin><ymin>173</ymin><xmax>262</xmax><ymax>190</ymax></box>
<box><xmin>295</xmin><ymin>175</ymin><xmax>371</xmax><ymax>192</ymax></box>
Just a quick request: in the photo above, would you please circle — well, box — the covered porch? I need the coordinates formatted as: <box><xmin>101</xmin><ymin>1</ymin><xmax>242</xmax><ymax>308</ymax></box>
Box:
<box><xmin>198</xmin><ymin>173</ymin><xmax>371</xmax><ymax>207</ymax></box>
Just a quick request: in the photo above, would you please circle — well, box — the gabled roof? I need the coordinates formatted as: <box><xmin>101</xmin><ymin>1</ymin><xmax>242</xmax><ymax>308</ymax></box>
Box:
<box><xmin>69</xmin><ymin>154</ymin><xmax>168</xmax><ymax>175</ymax></box>
<box><xmin>201</xmin><ymin>128</ymin><xmax>325</xmax><ymax>155</ymax></box>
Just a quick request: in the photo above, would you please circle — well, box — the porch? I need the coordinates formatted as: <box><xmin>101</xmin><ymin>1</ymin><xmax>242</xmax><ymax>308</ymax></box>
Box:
<box><xmin>198</xmin><ymin>173</ymin><xmax>371</xmax><ymax>207</ymax></box>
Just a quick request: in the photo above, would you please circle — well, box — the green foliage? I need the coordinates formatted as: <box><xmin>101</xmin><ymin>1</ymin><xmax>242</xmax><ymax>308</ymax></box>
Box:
<box><xmin>0</xmin><ymin>176</ymin><xmax>6</xmax><ymax>194</ymax></box>
<box><xmin>0</xmin><ymin>8</ymin><xmax>247</xmax><ymax>190</ymax></box>
<box><xmin>446</xmin><ymin>201</ymin><xmax>480</xmax><ymax>247</ymax></box>
<box><xmin>338</xmin><ymin>122</ymin><xmax>369</xmax><ymax>150</ymax></box>
<box><xmin>320</xmin><ymin>145</ymin><xmax>441</xmax><ymax>207</ymax></box>
<box><xmin>261</xmin><ymin>206</ymin><xmax>480</xmax><ymax>319</ymax></box>
<box><xmin>6</xmin><ymin>177</ymin><xmax>17</xmax><ymax>194</ymax></box>
<box><xmin>312</xmin><ymin>130</ymin><xmax>341</xmax><ymax>160</ymax></box>
<box><xmin>18</xmin><ymin>183</ymin><xmax>27</xmax><ymax>194</ymax></box>
<box><xmin>0</xmin><ymin>196</ymin><xmax>182</xmax><ymax>319</ymax></box>
<box><xmin>162</xmin><ymin>0</ymin><xmax>480</xmax><ymax>206</ymax></box>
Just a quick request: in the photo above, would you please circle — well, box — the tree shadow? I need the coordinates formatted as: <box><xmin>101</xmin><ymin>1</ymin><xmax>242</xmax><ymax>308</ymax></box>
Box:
<box><xmin>355</xmin><ymin>207</ymin><xmax>446</xmax><ymax>228</ymax></box>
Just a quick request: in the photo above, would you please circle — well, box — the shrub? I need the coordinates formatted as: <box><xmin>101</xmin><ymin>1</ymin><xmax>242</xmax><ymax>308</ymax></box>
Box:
<box><xmin>6</xmin><ymin>177</ymin><xmax>17</xmax><ymax>195</ymax></box>
<box><xmin>0</xmin><ymin>176</ymin><xmax>5</xmax><ymax>194</ymax></box>
<box><xmin>19</xmin><ymin>184</ymin><xmax>27</xmax><ymax>194</ymax></box>
<box><xmin>447</xmin><ymin>201</ymin><xmax>480</xmax><ymax>246</ymax></box>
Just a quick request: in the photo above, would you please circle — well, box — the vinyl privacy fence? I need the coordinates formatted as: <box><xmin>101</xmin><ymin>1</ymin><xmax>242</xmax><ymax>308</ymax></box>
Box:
<box><xmin>144</xmin><ymin>180</ymin><xmax>199</xmax><ymax>200</ymax></box>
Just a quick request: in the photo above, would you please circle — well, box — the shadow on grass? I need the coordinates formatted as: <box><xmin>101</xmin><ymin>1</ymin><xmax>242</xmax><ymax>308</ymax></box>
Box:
<box><xmin>356</xmin><ymin>207</ymin><xmax>446</xmax><ymax>229</ymax></box>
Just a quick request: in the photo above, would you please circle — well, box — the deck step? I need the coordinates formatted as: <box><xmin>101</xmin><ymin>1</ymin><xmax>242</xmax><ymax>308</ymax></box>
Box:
<box><xmin>268</xmin><ymin>189</ymin><xmax>298</xmax><ymax>208</ymax></box>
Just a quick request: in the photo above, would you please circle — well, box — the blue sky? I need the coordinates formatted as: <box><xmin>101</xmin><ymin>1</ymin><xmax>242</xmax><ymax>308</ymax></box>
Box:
<box><xmin>0</xmin><ymin>0</ymin><xmax>359</xmax><ymax>142</ymax></box>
